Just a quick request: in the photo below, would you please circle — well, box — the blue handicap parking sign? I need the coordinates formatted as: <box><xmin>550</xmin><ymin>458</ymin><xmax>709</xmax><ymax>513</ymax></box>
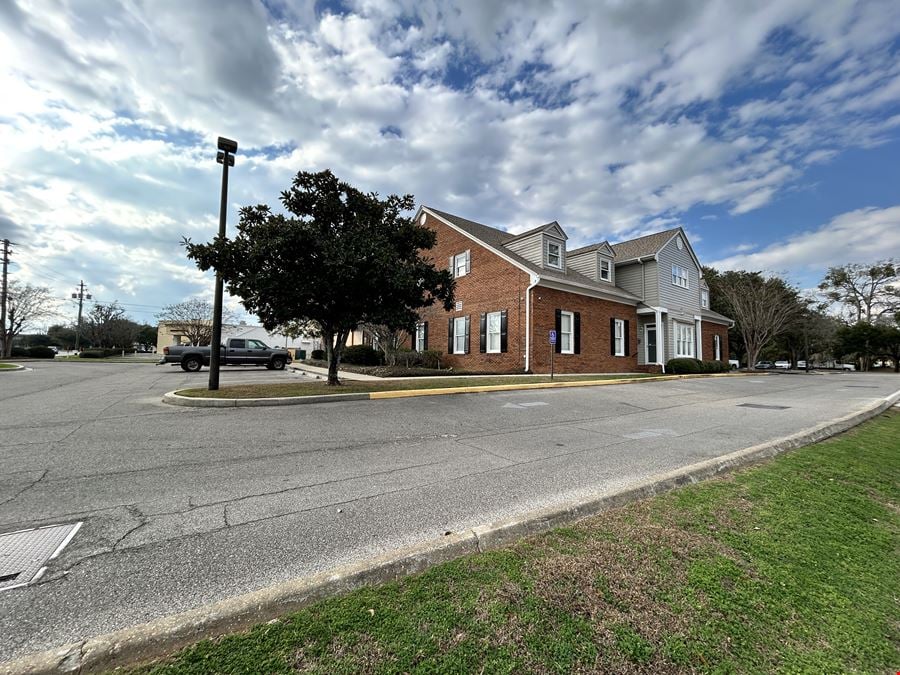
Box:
<box><xmin>549</xmin><ymin>330</ymin><xmax>557</xmax><ymax>344</ymax></box>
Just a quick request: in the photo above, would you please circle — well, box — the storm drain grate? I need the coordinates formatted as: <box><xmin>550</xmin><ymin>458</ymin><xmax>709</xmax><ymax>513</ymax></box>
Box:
<box><xmin>737</xmin><ymin>403</ymin><xmax>791</xmax><ymax>410</ymax></box>
<box><xmin>0</xmin><ymin>522</ymin><xmax>82</xmax><ymax>591</ymax></box>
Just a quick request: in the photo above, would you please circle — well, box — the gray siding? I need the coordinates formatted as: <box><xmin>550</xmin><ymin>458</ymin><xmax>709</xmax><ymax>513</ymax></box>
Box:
<box><xmin>567</xmin><ymin>252</ymin><xmax>596</xmax><ymax>280</ymax></box>
<box><xmin>657</xmin><ymin>236</ymin><xmax>701</xmax><ymax>316</ymax></box>
<box><xmin>504</xmin><ymin>232</ymin><xmax>544</xmax><ymax>267</ymax></box>
<box><xmin>615</xmin><ymin>260</ymin><xmax>658</xmax><ymax>304</ymax></box>
<box><xmin>616</xmin><ymin>263</ymin><xmax>642</xmax><ymax>299</ymax></box>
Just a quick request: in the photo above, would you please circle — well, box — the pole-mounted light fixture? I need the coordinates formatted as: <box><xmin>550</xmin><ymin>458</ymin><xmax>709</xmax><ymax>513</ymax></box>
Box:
<box><xmin>208</xmin><ymin>136</ymin><xmax>237</xmax><ymax>391</ymax></box>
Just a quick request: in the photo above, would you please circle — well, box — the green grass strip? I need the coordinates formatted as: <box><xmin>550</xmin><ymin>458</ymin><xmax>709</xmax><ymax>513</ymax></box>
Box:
<box><xmin>134</xmin><ymin>410</ymin><xmax>900</xmax><ymax>674</ymax></box>
<box><xmin>175</xmin><ymin>374</ymin><xmax>658</xmax><ymax>398</ymax></box>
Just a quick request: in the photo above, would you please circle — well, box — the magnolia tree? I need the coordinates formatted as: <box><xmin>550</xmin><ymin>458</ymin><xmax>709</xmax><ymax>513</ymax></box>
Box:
<box><xmin>184</xmin><ymin>170</ymin><xmax>455</xmax><ymax>384</ymax></box>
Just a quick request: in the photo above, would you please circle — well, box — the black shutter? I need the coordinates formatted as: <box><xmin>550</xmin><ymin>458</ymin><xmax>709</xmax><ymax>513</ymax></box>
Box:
<box><xmin>479</xmin><ymin>313</ymin><xmax>487</xmax><ymax>353</ymax></box>
<box><xmin>448</xmin><ymin>317</ymin><xmax>453</xmax><ymax>353</ymax></box>
<box><xmin>423</xmin><ymin>322</ymin><xmax>428</xmax><ymax>351</ymax></box>
<box><xmin>624</xmin><ymin>319</ymin><xmax>630</xmax><ymax>356</ymax></box>
<box><xmin>464</xmin><ymin>315</ymin><xmax>470</xmax><ymax>354</ymax></box>
<box><xmin>610</xmin><ymin>317</ymin><xmax>616</xmax><ymax>355</ymax></box>
<box><xmin>555</xmin><ymin>309</ymin><xmax>562</xmax><ymax>354</ymax></box>
<box><xmin>500</xmin><ymin>310</ymin><xmax>508</xmax><ymax>353</ymax></box>
<box><xmin>574</xmin><ymin>312</ymin><xmax>581</xmax><ymax>354</ymax></box>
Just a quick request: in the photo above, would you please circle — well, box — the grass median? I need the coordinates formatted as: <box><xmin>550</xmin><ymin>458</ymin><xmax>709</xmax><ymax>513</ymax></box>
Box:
<box><xmin>135</xmin><ymin>410</ymin><xmax>899</xmax><ymax>674</ymax></box>
<box><xmin>0</xmin><ymin>362</ymin><xmax>19</xmax><ymax>369</ymax></box>
<box><xmin>175</xmin><ymin>374</ymin><xmax>655</xmax><ymax>399</ymax></box>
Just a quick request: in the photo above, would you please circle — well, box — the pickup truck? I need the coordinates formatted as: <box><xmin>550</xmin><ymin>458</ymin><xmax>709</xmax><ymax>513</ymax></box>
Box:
<box><xmin>158</xmin><ymin>338</ymin><xmax>292</xmax><ymax>372</ymax></box>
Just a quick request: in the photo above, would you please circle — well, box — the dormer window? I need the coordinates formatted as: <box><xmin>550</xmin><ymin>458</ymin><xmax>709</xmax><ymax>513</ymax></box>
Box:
<box><xmin>599</xmin><ymin>258</ymin><xmax>611</xmax><ymax>282</ymax></box>
<box><xmin>546</xmin><ymin>240</ymin><xmax>562</xmax><ymax>269</ymax></box>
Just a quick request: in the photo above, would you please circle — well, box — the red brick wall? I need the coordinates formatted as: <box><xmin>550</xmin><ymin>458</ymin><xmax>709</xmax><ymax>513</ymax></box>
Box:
<box><xmin>529</xmin><ymin>286</ymin><xmax>639</xmax><ymax>374</ymax></box>
<box><xmin>701</xmin><ymin>321</ymin><xmax>729</xmax><ymax>362</ymax></box>
<box><xmin>415</xmin><ymin>212</ymin><xmax>531</xmax><ymax>372</ymax></box>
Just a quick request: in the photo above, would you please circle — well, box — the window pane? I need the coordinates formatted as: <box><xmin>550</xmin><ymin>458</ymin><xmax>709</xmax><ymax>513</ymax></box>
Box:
<box><xmin>561</xmin><ymin>313</ymin><xmax>571</xmax><ymax>332</ymax></box>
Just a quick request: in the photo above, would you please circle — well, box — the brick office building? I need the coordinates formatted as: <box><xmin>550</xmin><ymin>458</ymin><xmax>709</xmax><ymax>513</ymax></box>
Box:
<box><xmin>411</xmin><ymin>206</ymin><xmax>732</xmax><ymax>374</ymax></box>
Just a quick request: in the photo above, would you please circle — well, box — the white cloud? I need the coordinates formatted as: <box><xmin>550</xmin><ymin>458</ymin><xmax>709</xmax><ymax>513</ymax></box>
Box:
<box><xmin>710</xmin><ymin>205</ymin><xmax>900</xmax><ymax>275</ymax></box>
<box><xmin>0</xmin><ymin>0</ymin><xmax>898</xmax><ymax>322</ymax></box>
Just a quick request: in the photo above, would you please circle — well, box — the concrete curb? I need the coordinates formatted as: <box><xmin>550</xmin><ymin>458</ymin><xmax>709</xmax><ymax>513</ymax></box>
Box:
<box><xmin>161</xmin><ymin>371</ymin><xmax>759</xmax><ymax>408</ymax></box>
<box><xmin>0</xmin><ymin>364</ymin><xmax>26</xmax><ymax>373</ymax></box>
<box><xmin>8</xmin><ymin>388</ymin><xmax>897</xmax><ymax>674</ymax></box>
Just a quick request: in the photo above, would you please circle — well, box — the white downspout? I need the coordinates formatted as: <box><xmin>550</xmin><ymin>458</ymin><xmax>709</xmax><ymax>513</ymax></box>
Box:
<box><xmin>524</xmin><ymin>275</ymin><xmax>540</xmax><ymax>372</ymax></box>
<box><xmin>655</xmin><ymin>307</ymin><xmax>665</xmax><ymax>374</ymax></box>
<box><xmin>695</xmin><ymin>315</ymin><xmax>703</xmax><ymax>360</ymax></box>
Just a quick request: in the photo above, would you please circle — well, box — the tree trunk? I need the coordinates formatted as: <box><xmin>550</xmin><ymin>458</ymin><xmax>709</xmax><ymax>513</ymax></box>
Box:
<box><xmin>326</xmin><ymin>328</ymin><xmax>350</xmax><ymax>386</ymax></box>
<box><xmin>746</xmin><ymin>344</ymin><xmax>760</xmax><ymax>371</ymax></box>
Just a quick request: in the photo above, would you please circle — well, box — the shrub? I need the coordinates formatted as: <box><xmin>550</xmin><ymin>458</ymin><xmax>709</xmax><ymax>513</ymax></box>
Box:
<box><xmin>27</xmin><ymin>346</ymin><xmax>56</xmax><ymax>359</ymax></box>
<box><xmin>10</xmin><ymin>346</ymin><xmax>29</xmax><ymax>357</ymax></box>
<box><xmin>666</xmin><ymin>358</ymin><xmax>702</xmax><ymax>374</ymax></box>
<box><xmin>78</xmin><ymin>348</ymin><xmax>119</xmax><ymax>358</ymax></box>
<box><xmin>393</xmin><ymin>349</ymin><xmax>443</xmax><ymax>369</ymax></box>
<box><xmin>418</xmin><ymin>349</ymin><xmax>442</xmax><ymax>369</ymax></box>
<box><xmin>667</xmin><ymin>358</ymin><xmax>730</xmax><ymax>374</ymax></box>
<box><xmin>310</xmin><ymin>349</ymin><xmax>325</xmax><ymax>361</ymax></box>
<box><xmin>342</xmin><ymin>344</ymin><xmax>381</xmax><ymax>366</ymax></box>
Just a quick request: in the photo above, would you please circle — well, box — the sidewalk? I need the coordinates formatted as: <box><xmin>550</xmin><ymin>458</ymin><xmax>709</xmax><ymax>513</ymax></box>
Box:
<box><xmin>289</xmin><ymin>362</ymin><xmax>383</xmax><ymax>381</ymax></box>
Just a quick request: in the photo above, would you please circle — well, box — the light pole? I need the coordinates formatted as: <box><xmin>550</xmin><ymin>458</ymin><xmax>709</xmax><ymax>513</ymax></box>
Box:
<box><xmin>208</xmin><ymin>136</ymin><xmax>237</xmax><ymax>391</ymax></box>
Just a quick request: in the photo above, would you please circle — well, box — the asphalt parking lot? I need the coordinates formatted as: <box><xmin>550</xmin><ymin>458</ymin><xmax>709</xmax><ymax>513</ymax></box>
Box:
<box><xmin>0</xmin><ymin>361</ymin><xmax>898</xmax><ymax>664</ymax></box>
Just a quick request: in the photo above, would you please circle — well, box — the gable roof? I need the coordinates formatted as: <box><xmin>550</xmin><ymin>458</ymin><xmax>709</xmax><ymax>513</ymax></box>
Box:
<box><xmin>568</xmin><ymin>241</ymin><xmax>614</xmax><ymax>257</ymax></box>
<box><xmin>505</xmin><ymin>220</ymin><xmax>567</xmax><ymax>242</ymax></box>
<box><xmin>423</xmin><ymin>207</ymin><xmax>640</xmax><ymax>304</ymax></box>
<box><xmin>610</xmin><ymin>228</ymin><xmax>681</xmax><ymax>262</ymax></box>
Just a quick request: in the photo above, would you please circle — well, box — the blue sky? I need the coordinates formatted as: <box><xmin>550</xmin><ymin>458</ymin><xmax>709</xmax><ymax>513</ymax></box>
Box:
<box><xmin>0</xmin><ymin>0</ymin><xmax>899</xmax><ymax>327</ymax></box>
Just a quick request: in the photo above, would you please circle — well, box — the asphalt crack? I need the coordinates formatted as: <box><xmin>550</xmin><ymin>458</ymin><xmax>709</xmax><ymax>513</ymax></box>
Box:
<box><xmin>0</xmin><ymin>469</ymin><xmax>48</xmax><ymax>507</ymax></box>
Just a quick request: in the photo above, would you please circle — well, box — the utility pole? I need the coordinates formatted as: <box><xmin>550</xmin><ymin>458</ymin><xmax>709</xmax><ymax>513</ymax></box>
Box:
<box><xmin>0</xmin><ymin>239</ymin><xmax>10</xmax><ymax>357</ymax></box>
<box><xmin>72</xmin><ymin>281</ymin><xmax>91</xmax><ymax>351</ymax></box>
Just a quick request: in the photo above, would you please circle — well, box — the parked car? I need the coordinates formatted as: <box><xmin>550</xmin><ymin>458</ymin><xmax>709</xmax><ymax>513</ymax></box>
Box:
<box><xmin>839</xmin><ymin>363</ymin><xmax>856</xmax><ymax>371</ymax></box>
<box><xmin>797</xmin><ymin>360</ymin><xmax>807</xmax><ymax>369</ymax></box>
<box><xmin>728</xmin><ymin>359</ymin><xmax>740</xmax><ymax>370</ymax></box>
<box><xmin>753</xmin><ymin>361</ymin><xmax>774</xmax><ymax>369</ymax></box>
<box><xmin>158</xmin><ymin>338</ymin><xmax>292</xmax><ymax>372</ymax></box>
<box><xmin>774</xmin><ymin>360</ymin><xmax>791</xmax><ymax>369</ymax></box>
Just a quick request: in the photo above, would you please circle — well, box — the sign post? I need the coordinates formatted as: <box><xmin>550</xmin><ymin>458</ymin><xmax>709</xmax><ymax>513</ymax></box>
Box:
<box><xmin>548</xmin><ymin>330</ymin><xmax>557</xmax><ymax>381</ymax></box>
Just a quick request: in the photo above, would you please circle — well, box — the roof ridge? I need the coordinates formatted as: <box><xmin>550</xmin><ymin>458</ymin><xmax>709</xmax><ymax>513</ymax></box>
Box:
<box><xmin>611</xmin><ymin>226</ymin><xmax>681</xmax><ymax>248</ymax></box>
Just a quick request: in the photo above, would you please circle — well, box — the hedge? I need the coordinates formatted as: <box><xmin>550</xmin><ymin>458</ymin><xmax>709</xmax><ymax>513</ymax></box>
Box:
<box><xmin>27</xmin><ymin>346</ymin><xmax>56</xmax><ymax>359</ymax></box>
<box><xmin>666</xmin><ymin>358</ymin><xmax>730</xmax><ymax>374</ymax></box>
<box><xmin>310</xmin><ymin>349</ymin><xmax>325</xmax><ymax>361</ymax></box>
<box><xmin>342</xmin><ymin>345</ymin><xmax>382</xmax><ymax>366</ymax></box>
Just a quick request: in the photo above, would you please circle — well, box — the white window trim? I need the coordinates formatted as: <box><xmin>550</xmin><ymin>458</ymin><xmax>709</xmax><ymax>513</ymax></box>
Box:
<box><xmin>486</xmin><ymin>311</ymin><xmax>501</xmax><ymax>354</ymax></box>
<box><xmin>453</xmin><ymin>250</ymin><xmax>470</xmax><ymax>278</ymax></box>
<box><xmin>599</xmin><ymin>258</ymin><xmax>612</xmax><ymax>282</ymax></box>
<box><xmin>453</xmin><ymin>316</ymin><xmax>466</xmax><ymax>355</ymax></box>
<box><xmin>560</xmin><ymin>310</ymin><xmax>574</xmax><ymax>354</ymax></box>
<box><xmin>674</xmin><ymin>321</ymin><xmax>695</xmax><ymax>358</ymax></box>
<box><xmin>672</xmin><ymin>264</ymin><xmax>689</xmax><ymax>289</ymax></box>
<box><xmin>545</xmin><ymin>239</ymin><xmax>563</xmax><ymax>270</ymax></box>
<box><xmin>614</xmin><ymin>319</ymin><xmax>625</xmax><ymax>356</ymax></box>
<box><xmin>415</xmin><ymin>322</ymin><xmax>426</xmax><ymax>353</ymax></box>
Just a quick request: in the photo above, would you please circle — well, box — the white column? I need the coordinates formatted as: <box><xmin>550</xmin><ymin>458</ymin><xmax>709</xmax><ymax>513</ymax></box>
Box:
<box><xmin>695</xmin><ymin>316</ymin><xmax>702</xmax><ymax>360</ymax></box>
<box><xmin>655</xmin><ymin>308</ymin><xmax>665</xmax><ymax>369</ymax></box>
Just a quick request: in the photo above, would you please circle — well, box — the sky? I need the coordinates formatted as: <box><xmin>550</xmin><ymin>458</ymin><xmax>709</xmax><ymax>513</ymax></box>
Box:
<box><xmin>1</xmin><ymin>0</ymin><xmax>899</xmax><ymax>327</ymax></box>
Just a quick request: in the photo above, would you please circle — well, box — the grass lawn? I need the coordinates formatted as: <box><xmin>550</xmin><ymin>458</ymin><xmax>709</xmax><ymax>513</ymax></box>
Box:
<box><xmin>175</xmin><ymin>374</ymin><xmax>657</xmax><ymax>399</ymax></box>
<box><xmin>0</xmin><ymin>362</ymin><xmax>19</xmax><ymax>369</ymax></box>
<box><xmin>134</xmin><ymin>410</ymin><xmax>900</xmax><ymax>674</ymax></box>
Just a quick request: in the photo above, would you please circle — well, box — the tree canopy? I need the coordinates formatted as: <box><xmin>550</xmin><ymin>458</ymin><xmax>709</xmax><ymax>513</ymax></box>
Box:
<box><xmin>2</xmin><ymin>281</ymin><xmax>58</xmax><ymax>357</ymax></box>
<box><xmin>819</xmin><ymin>259</ymin><xmax>898</xmax><ymax>323</ymax></box>
<box><xmin>184</xmin><ymin>170</ymin><xmax>454</xmax><ymax>384</ymax></box>
<box><xmin>156</xmin><ymin>298</ymin><xmax>235</xmax><ymax>346</ymax></box>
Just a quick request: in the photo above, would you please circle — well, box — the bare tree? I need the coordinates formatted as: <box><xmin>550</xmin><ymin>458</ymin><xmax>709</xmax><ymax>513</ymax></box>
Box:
<box><xmin>156</xmin><ymin>298</ymin><xmax>237</xmax><ymax>346</ymax></box>
<box><xmin>2</xmin><ymin>281</ymin><xmax>59</xmax><ymax>357</ymax></box>
<box><xmin>819</xmin><ymin>259</ymin><xmax>898</xmax><ymax>323</ymax></box>
<box><xmin>85</xmin><ymin>302</ymin><xmax>129</xmax><ymax>348</ymax></box>
<box><xmin>716</xmin><ymin>271</ymin><xmax>803</xmax><ymax>370</ymax></box>
<box><xmin>362</xmin><ymin>323</ymin><xmax>407</xmax><ymax>365</ymax></box>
